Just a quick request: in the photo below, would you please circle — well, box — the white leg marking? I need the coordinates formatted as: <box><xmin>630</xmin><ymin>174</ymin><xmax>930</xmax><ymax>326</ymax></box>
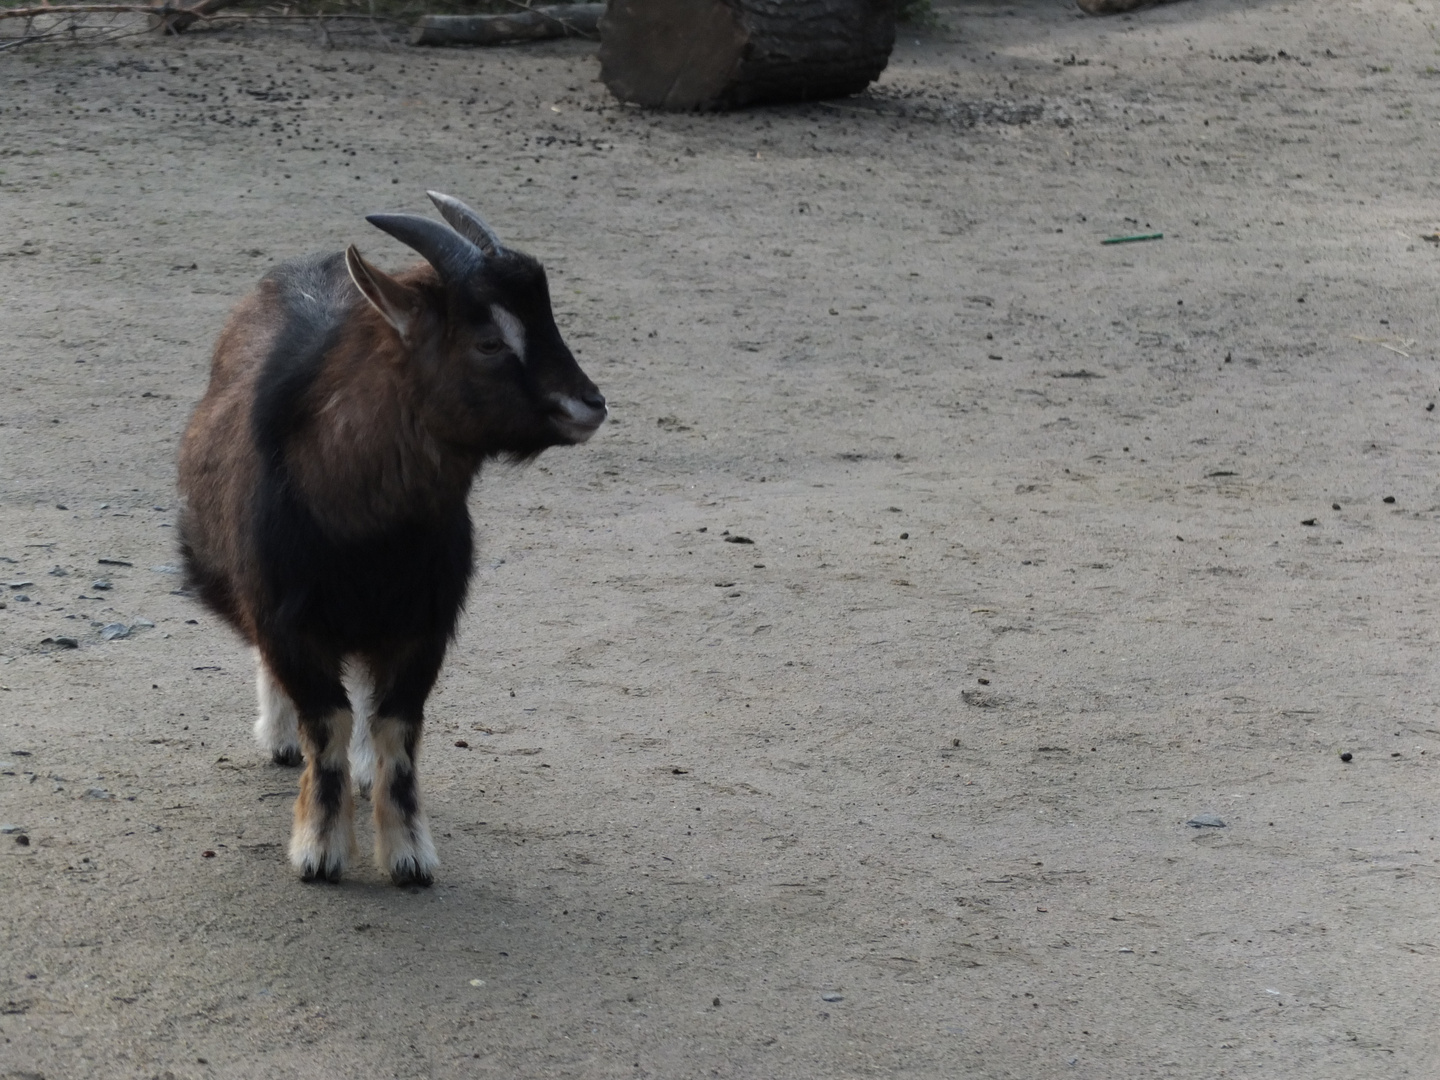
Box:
<box><xmin>342</xmin><ymin>659</ymin><xmax>376</xmax><ymax>797</ymax></box>
<box><xmin>372</xmin><ymin>717</ymin><xmax>438</xmax><ymax>886</ymax></box>
<box><xmin>289</xmin><ymin>707</ymin><xmax>356</xmax><ymax>883</ymax></box>
<box><xmin>254</xmin><ymin>651</ymin><xmax>301</xmax><ymax>766</ymax></box>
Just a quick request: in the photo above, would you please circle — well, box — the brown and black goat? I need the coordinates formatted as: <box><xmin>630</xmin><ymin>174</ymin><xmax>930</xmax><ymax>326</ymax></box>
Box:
<box><xmin>177</xmin><ymin>192</ymin><xmax>605</xmax><ymax>885</ymax></box>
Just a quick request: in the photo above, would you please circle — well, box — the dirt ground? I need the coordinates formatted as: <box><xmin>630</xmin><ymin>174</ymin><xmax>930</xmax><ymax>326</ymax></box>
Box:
<box><xmin>3</xmin><ymin>0</ymin><xmax>1440</xmax><ymax>1076</ymax></box>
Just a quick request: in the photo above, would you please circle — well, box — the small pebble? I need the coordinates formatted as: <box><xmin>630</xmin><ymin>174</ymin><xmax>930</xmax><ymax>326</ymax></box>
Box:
<box><xmin>202</xmin><ymin>850</ymin><xmax>216</xmax><ymax>858</ymax></box>
<box><xmin>821</xmin><ymin>992</ymin><xmax>844</xmax><ymax>1003</ymax></box>
<box><xmin>1340</xmin><ymin>751</ymin><xmax>1353</xmax><ymax>763</ymax></box>
<box><xmin>91</xmin><ymin>580</ymin><xmax>112</xmax><ymax>591</ymax></box>
<box><xmin>101</xmin><ymin>624</ymin><xmax>130</xmax><ymax>641</ymax></box>
<box><xmin>454</xmin><ymin>740</ymin><xmax>469</xmax><ymax>748</ymax></box>
<box><xmin>1332</xmin><ymin>503</ymin><xmax>1341</xmax><ymax>511</ymax></box>
<box><xmin>0</xmin><ymin>824</ymin><xmax>21</xmax><ymax>834</ymax></box>
<box><xmin>1383</xmin><ymin>496</ymin><xmax>1396</xmax><ymax>504</ymax></box>
<box><xmin>15</xmin><ymin>834</ymin><xmax>29</xmax><ymax>847</ymax></box>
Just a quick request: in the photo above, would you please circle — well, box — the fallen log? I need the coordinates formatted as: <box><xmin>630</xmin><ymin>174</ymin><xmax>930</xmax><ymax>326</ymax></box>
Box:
<box><xmin>411</xmin><ymin>3</ymin><xmax>602</xmax><ymax>46</ymax></box>
<box><xmin>599</xmin><ymin>0</ymin><xmax>895</xmax><ymax>110</ymax></box>
<box><xmin>161</xmin><ymin>0</ymin><xmax>241</xmax><ymax>32</ymax></box>
<box><xmin>1077</xmin><ymin>0</ymin><xmax>1188</xmax><ymax>13</ymax></box>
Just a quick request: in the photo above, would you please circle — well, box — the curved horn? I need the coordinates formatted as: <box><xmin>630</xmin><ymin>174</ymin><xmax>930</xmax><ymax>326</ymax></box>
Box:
<box><xmin>365</xmin><ymin>212</ymin><xmax>482</xmax><ymax>283</ymax></box>
<box><xmin>427</xmin><ymin>190</ymin><xmax>505</xmax><ymax>257</ymax></box>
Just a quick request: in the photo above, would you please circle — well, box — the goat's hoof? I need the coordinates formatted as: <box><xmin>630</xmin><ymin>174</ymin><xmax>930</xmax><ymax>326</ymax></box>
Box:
<box><xmin>271</xmin><ymin>746</ymin><xmax>303</xmax><ymax>768</ymax></box>
<box><xmin>300</xmin><ymin>862</ymin><xmax>343</xmax><ymax>884</ymax></box>
<box><xmin>390</xmin><ymin>858</ymin><xmax>433</xmax><ymax>888</ymax></box>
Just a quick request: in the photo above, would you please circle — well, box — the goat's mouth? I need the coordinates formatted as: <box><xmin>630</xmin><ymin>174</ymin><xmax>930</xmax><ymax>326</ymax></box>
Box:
<box><xmin>549</xmin><ymin>395</ymin><xmax>607</xmax><ymax>443</ymax></box>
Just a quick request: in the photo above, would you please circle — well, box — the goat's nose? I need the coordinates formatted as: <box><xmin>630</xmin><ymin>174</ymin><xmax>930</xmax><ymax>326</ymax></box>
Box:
<box><xmin>580</xmin><ymin>391</ymin><xmax>607</xmax><ymax>411</ymax></box>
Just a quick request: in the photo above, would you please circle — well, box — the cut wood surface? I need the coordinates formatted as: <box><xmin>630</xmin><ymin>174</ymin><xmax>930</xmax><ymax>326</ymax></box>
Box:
<box><xmin>411</xmin><ymin>3</ymin><xmax>602</xmax><ymax>46</ymax></box>
<box><xmin>599</xmin><ymin>0</ymin><xmax>895</xmax><ymax>110</ymax></box>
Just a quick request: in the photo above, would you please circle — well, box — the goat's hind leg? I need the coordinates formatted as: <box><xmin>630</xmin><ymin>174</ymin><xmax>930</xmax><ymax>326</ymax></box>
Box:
<box><xmin>255</xmin><ymin>651</ymin><xmax>302</xmax><ymax>767</ymax></box>
<box><xmin>367</xmin><ymin>640</ymin><xmax>444</xmax><ymax>887</ymax></box>
<box><xmin>265</xmin><ymin>647</ymin><xmax>356</xmax><ymax>883</ymax></box>
<box><xmin>342</xmin><ymin>659</ymin><xmax>376</xmax><ymax>797</ymax></box>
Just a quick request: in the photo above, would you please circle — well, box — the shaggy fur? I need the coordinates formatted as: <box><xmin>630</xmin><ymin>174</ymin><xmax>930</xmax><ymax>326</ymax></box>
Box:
<box><xmin>178</xmin><ymin>197</ymin><xmax>605</xmax><ymax>885</ymax></box>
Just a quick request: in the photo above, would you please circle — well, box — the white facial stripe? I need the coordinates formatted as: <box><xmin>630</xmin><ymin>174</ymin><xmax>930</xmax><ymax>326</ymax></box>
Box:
<box><xmin>490</xmin><ymin>304</ymin><xmax>526</xmax><ymax>364</ymax></box>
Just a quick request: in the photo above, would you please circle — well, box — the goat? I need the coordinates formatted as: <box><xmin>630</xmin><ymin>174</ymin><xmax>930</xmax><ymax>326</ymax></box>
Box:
<box><xmin>177</xmin><ymin>192</ymin><xmax>605</xmax><ymax>885</ymax></box>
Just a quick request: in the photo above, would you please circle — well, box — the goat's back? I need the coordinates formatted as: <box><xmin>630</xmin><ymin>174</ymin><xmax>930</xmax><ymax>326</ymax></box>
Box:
<box><xmin>177</xmin><ymin>252</ymin><xmax>359</xmax><ymax>640</ymax></box>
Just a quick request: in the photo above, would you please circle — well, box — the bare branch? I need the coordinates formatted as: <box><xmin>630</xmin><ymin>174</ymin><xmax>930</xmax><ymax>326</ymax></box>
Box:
<box><xmin>0</xmin><ymin>0</ymin><xmax>242</xmax><ymax>33</ymax></box>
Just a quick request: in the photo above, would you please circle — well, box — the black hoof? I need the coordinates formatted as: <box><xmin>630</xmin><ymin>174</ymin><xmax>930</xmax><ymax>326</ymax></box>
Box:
<box><xmin>272</xmin><ymin>746</ymin><xmax>303</xmax><ymax>768</ymax></box>
<box><xmin>301</xmin><ymin>864</ymin><xmax>342</xmax><ymax>884</ymax></box>
<box><xmin>391</xmin><ymin>864</ymin><xmax>433</xmax><ymax>888</ymax></box>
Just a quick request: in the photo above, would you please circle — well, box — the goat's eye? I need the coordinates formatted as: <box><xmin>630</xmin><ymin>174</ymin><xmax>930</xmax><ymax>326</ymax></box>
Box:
<box><xmin>476</xmin><ymin>337</ymin><xmax>507</xmax><ymax>357</ymax></box>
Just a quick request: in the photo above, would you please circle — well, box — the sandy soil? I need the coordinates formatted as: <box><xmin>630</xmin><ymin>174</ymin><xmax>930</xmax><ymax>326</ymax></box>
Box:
<box><xmin>3</xmin><ymin>1</ymin><xmax>1440</xmax><ymax>1076</ymax></box>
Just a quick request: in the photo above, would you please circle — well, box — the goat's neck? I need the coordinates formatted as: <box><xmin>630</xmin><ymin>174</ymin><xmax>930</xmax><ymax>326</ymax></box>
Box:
<box><xmin>288</xmin><ymin>347</ymin><xmax>476</xmax><ymax>537</ymax></box>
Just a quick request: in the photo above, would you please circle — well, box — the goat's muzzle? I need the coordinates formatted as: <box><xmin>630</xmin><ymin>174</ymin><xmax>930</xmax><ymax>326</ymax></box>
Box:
<box><xmin>550</xmin><ymin>392</ymin><xmax>607</xmax><ymax>444</ymax></box>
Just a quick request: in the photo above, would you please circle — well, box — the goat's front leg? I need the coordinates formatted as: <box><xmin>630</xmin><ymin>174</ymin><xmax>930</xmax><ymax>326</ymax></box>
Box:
<box><xmin>367</xmin><ymin>640</ymin><xmax>445</xmax><ymax>886</ymax></box>
<box><xmin>293</xmin><ymin>707</ymin><xmax>356</xmax><ymax>883</ymax></box>
<box><xmin>266</xmin><ymin>648</ymin><xmax>356</xmax><ymax>883</ymax></box>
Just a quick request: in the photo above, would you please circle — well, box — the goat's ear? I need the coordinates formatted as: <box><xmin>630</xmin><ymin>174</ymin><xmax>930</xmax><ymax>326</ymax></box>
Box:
<box><xmin>345</xmin><ymin>245</ymin><xmax>419</xmax><ymax>341</ymax></box>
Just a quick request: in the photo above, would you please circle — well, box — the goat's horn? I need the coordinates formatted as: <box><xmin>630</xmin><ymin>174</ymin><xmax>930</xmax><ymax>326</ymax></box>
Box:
<box><xmin>365</xmin><ymin>212</ymin><xmax>482</xmax><ymax>283</ymax></box>
<box><xmin>427</xmin><ymin>191</ymin><xmax>505</xmax><ymax>257</ymax></box>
